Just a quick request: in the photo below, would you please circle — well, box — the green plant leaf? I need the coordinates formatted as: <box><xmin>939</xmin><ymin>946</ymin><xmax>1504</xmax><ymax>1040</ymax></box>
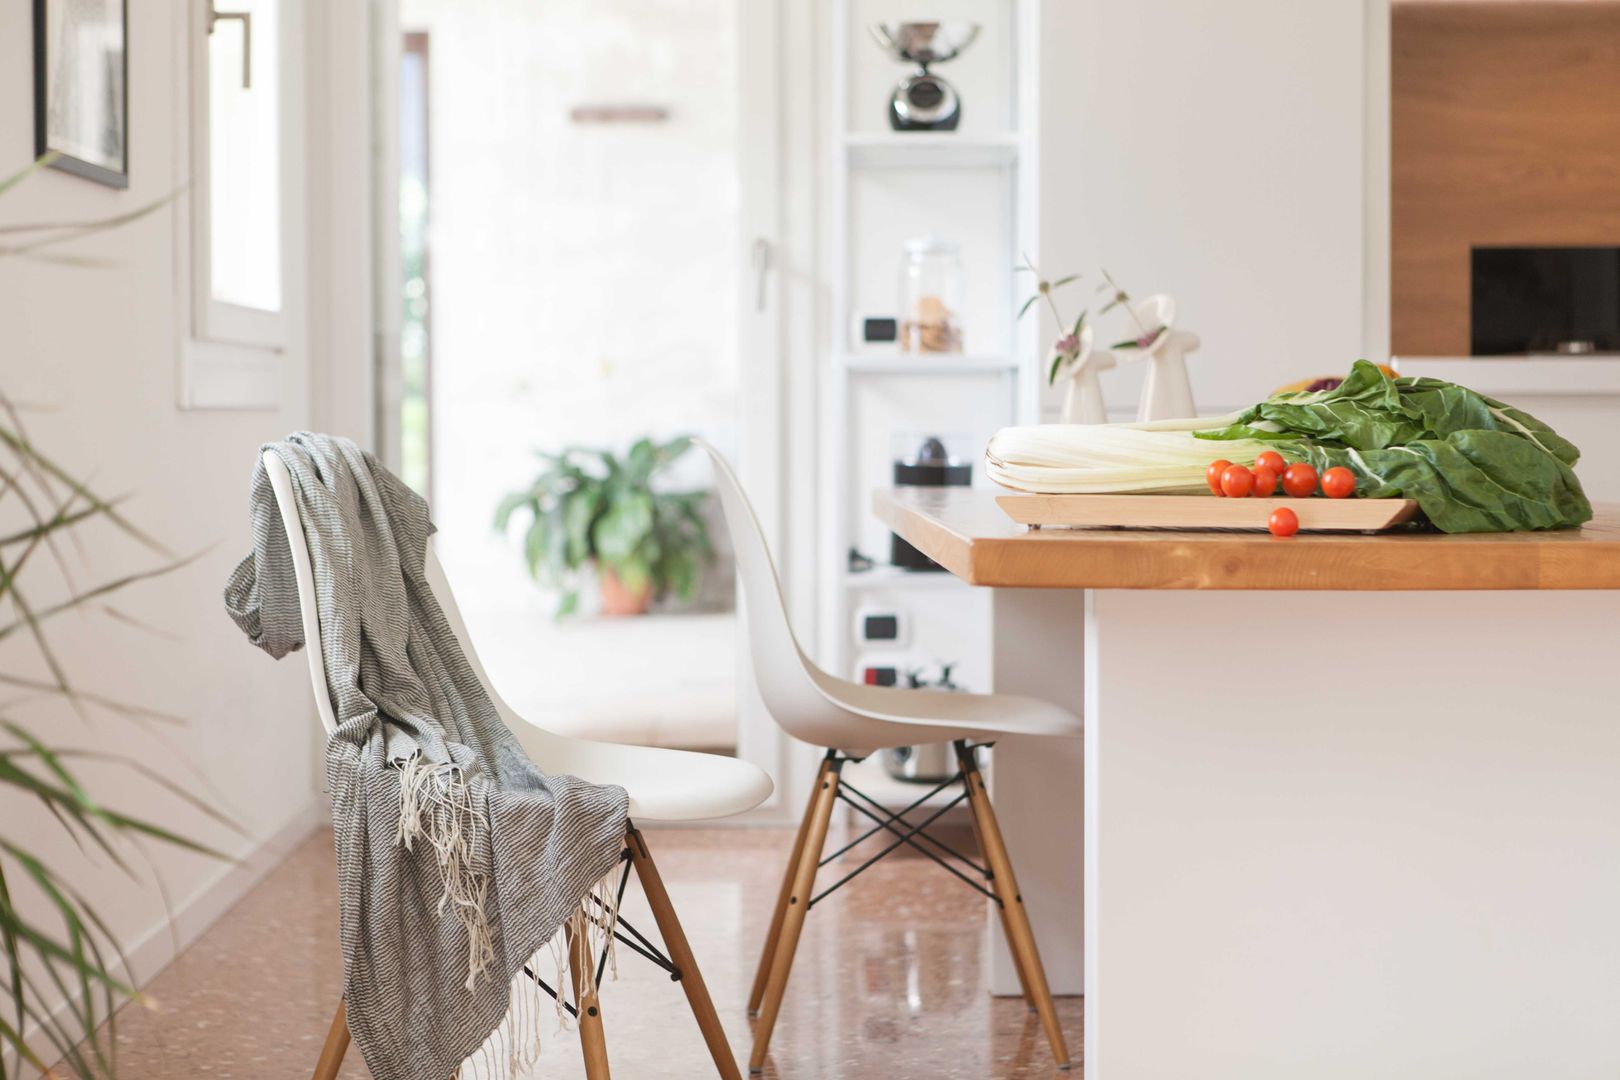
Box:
<box><xmin>554</xmin><ymin>590</ymin><xmax>580</xmax><ymax>620</ymax></box>
<box><xmin>561</xmin><ymin>487</ymin><xmax>601</xmax><ymax>566</ymax></box>
<box><xmin>0</xmin><ymin>153</ymin><xmax>58</xmax><ymax>199</ymax></box>
<box><xmin>492</xmin><ymin>491</ymin><xmax>533</xmax><ymax>530</ymax></box>
<box><xmin>593</xmin><ymin>492</ymin><xmax>653</xmax><ymax>563</ymax></box>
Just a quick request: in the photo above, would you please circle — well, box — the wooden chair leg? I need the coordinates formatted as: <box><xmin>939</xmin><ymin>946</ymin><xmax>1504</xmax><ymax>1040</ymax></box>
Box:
<box><xmin>748</xmin><ymin>752</ymin><xmax>834</xmax><ymax>1017</ymax></box>
<box><xmin>566</xmin><ymin>922</ymin><xmax>612</xmax><ymax>1080</ymax></box>
<box><xmin>959</xmin><ymin>751</ymin><xmax>1035</xmax><ymax>1010</ymax></box>
<box><xmin>749</xmin><ymin>757</ymin><xmax>842</xmax><ymax>1074</ymax></box>
<box><xmin>311</xmin><ymin>999</ymin><xmax>351</xmax><ymax>1080</ymax></box>
<box><xmin>960</xmin><ymin>750</ymin><xmax>1072</xmax><ymax>1069</ymax></box>
<box><xmin>625</xmin><ymin>825</ymin><xmax>744</xmax><ymax>1080</ymax></box>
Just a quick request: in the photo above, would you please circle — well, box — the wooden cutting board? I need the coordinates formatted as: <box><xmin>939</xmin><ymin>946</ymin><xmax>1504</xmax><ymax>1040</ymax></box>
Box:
<box><xmin>996</xmin><ymin>493</ymin><xmax>1422</xmax><ymax>533</ymax></box>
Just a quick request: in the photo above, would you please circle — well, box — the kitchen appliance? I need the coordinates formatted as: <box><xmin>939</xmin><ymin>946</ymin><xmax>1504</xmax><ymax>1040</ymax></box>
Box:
<box><xmin>883</xmin><ymin>664</ymin><xmax>963</xmax><ymax>783</ymax></box>
<box><xmin>1471</xmin><ymin>246</ymin><xmax>1620</xmax><ymax>355</ymax></box>
<box><xmin>869</xmin><ymin>22</ymin><xmax>980</xmax><ymax>132</ymax></box>
<box><xmin>892</xmin><ymin>435</ymin><xmax>971</xmax><ymax>570</ymax></box>
<box><xmin>899</xmin><ymin>237</ymin><xmax>964</xmax><ymax>354</ymax></box>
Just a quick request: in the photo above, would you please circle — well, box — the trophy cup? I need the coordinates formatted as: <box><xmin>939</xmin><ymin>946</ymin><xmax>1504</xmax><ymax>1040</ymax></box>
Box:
<box><xmin>869</xmin><ymin>22</ymin><xmax>981</xmax><ymax>131</ymax></box>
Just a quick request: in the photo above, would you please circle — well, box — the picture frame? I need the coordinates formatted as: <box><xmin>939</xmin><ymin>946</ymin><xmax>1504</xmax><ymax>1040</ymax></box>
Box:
<box><xmin>33</xmin><ymin>0</ymin><xmax>130</xmax><ymax>189</ymax></box>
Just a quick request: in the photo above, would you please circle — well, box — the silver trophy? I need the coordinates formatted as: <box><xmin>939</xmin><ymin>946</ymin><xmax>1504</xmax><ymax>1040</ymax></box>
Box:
<box><xmin>869</xmin><ymin>22</ymin><xmax>980</xmax><ymax>132</ymax></box>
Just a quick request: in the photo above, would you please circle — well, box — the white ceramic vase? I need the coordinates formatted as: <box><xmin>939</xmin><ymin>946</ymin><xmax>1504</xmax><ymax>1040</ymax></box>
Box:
<box><xmin>1117</xmin><ymin>295</ymin><xmax>1199</xmax><ymax>422</ymax></box>
<box><xmin>1056</xmin><ymin>323</ymin><xmax>1114</xmax><ymax>424</ymax></box>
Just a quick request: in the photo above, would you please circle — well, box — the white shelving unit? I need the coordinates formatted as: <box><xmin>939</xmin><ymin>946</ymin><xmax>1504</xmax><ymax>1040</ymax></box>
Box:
<box><xmin>818</xmin><ymin>0</ymin><xmax>1041</xmax><ymax>808</ymax></box>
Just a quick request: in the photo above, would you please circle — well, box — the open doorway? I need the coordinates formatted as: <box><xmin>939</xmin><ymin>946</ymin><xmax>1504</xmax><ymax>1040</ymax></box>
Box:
<box><xmin>395</xmin><ymin>0</ymin><xmax>748</xmax><ymax>756</ymax></box>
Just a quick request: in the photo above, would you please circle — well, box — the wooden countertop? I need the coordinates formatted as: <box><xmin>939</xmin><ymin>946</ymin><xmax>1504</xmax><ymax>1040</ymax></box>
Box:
<box><xmin>873</xmin><ymin>488</ymin><xmax>1620</xmax><ymax>590</ymax></box>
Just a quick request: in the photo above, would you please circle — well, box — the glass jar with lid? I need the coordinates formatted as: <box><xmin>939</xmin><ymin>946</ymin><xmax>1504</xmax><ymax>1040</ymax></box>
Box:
<box><xmin>898</xmin><ymin>236</ymin><xmax>964</xmax><ymax>353</ymax></box>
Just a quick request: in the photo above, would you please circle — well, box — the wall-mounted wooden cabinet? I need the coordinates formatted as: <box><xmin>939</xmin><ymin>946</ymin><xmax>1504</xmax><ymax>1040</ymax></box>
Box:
<box><xmin>1391</xmin><ymin>1</ymin><xmax>1620</xmax><ymax>357</ymax></box>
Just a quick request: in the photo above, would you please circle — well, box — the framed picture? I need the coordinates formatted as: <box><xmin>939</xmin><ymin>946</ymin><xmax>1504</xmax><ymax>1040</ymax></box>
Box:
<box><xmin>33</xmin><ymin>0</ymin><xmax>130</xmax><ymax>188</ymax></box>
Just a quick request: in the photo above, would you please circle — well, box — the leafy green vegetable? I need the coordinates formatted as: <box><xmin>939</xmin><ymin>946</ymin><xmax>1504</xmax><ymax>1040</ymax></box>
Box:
<box><xmin>1197</xmin><ymin>360</ymin><xmax>1592</xmax><ymax>533</ymax></box>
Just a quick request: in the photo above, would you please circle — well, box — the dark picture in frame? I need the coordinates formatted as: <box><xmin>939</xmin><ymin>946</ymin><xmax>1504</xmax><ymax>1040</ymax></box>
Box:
<box><xmin>33</xmin><ymin>0</ymin><xmax>130</xmax><ymax>188</ymax></box>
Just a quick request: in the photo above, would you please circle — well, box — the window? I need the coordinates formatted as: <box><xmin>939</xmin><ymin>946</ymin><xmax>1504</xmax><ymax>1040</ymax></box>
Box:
<box><xmin>181</xmin><ymin>0</ymin><xmax>297</xmax><ymax>408</ymax></box>
<box><xmin>206</xmin><ymin>0</ymin><xmax>281</xmax><ymax>318</ymax></box>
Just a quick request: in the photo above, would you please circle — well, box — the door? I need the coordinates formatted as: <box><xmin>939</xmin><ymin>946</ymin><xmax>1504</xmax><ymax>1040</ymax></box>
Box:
<box><xmin>374</xmin><ymin>0</ymin><xmax>790</xmax><ymax>811</ymax></box>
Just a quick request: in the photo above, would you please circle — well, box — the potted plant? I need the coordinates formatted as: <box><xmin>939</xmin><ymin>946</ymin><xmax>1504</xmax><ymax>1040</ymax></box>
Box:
<box><xmin>2</xmin><ymin>155</ymin><xmax>222</xmax><ymax>1078</ymax></box>
<box><xmin>495</xmin><ymin>435</ymin><xmax>715</xmax><ymax>617</ymax></box>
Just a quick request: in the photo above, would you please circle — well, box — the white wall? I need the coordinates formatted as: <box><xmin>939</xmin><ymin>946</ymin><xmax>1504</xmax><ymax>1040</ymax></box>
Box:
<box><xmin>0</xmin><ymin>0</ymin><xmax>355</xmax><ymax>1066</ymax></box>
<box><xmin>1039</xmin><ymin>0</ymin><xmax>1369</xmax><ymax>415</ymax></box>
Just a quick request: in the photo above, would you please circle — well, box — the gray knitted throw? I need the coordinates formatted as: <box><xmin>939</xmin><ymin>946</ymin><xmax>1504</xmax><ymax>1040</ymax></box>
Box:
<box><xmin>224</xmin><ymin>433</ymin><xmax>629</xmax><ymax>1079</ymax></box>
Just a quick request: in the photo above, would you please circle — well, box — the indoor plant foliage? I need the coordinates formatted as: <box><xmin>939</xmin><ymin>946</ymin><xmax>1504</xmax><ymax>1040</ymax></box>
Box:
<box><xmin>496</xmin><ymin>435</ymin><xmax>715</xmax><ymax>617</ymax></box>
<box><xmin>0</xmin><ymin>403</ymin><xmax>223</xmax><ymax>1080</ymax></box>
<box><xmin>2</xmin><ymin>155</ymin><xmax>218</xmax><ymax>1080</ymax></box>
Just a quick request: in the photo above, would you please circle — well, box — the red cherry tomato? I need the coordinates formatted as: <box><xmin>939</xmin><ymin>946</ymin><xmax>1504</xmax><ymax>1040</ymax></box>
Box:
<box><xmin>1255</xmin><ymin>450</ymin><xmax>1286</xmax><ymax>475</ymax></box>
<box><xmin>1268</xmin><ymin>506</ymin><xmax>1300</xmax><ymax>537</ymax></box>
<box><xmin>1206</xmin><ymin>459</ymin><xmax>1233</xmax><ymax>495</ymax></box>
<box><xmin>1220</xmin><ymin>464</ymin><xmax>1254</xmax><ymax>499</ymax></box>
<box><xmin>1281</xmin><ymin>462</ymin><xmax>1319</xmax><ymax>498</ymax></box>
<box><xmin>1321</xmin><ymin>466</ymin><xmax>1356</xmax><ymax>499</ymax></box>
<box><xmin>1251</xmin><ymin>465</ymin><xmax>1278</xmax><ymax>497</ymax></box>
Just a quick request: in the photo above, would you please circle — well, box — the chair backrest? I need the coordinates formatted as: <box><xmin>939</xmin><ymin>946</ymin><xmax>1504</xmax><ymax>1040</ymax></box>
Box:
<box><xmin>261</xmin><ymin>449</ymin><xmax>560</xmax><ymax>751</ymax></box>
<box><xmin>696</xmin><ymin>441</ymin><xmax>848</xmax><ymax>741</ymax></box>
<box><xmin>262</xmin><ymin>450</ymin><xmax>339</xmax><ymax>734</ymax></box>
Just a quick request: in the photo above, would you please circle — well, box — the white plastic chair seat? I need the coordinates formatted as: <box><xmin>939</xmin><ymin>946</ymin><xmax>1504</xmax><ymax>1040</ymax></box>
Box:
<box><xmin>505</xmin><ymin>721</ymin><xmax>773</xmax><ymax>822</ymax></box>
<box><xmin>697</xmin><ymin>440</ymin><xmax>1082</xmax><ymax>758</ymax></box>
<box><xmin>260</xmin><ymin>448</ymin><xmax>773</xmax><ymax>828</ymax></box>
<box><xmin>805</xmin><ymin>666</ymin><xmax>1081</xmax><ymax>752</ymax></box>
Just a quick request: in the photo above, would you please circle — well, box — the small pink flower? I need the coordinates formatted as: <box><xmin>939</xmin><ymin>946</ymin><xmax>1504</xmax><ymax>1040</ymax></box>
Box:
<box><xmin>1054</xmin><ymin>334</ymin><xmax>1080</xmax><ymax>356</ymax></box>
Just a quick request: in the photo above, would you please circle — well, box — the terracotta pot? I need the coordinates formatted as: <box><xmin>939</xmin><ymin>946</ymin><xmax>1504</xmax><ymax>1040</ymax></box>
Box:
<box><xmin>598</xmin><ymin>566</ymin><xmax>652</xmax><ymax>616</ymax></box>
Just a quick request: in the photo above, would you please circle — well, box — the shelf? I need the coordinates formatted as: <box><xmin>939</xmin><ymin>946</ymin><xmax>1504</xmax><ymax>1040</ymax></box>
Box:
<box><xmin>844</xmin><ymin>132</ymin><xmax>1022</xmax><ymax>169</ymax></box>
<box><xmin>842</xmin><ymin>353</ymin><xmax>1018</xmax><ymax>376</ymax></box>
<box><xmin>844</xmin><ymin>566</ymin><xmax>968</xmax><ymax>590</ymax></box>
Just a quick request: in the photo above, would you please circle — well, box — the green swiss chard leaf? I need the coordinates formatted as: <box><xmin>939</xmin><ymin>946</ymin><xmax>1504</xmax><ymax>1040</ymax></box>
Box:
<box><xmin>1197</xmin><ymin>360</ymin><xmax>1593</xmax><ymax>533</ymax></box>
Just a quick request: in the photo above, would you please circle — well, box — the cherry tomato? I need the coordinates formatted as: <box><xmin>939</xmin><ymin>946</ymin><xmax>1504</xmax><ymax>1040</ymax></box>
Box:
<box><xmin>1281</xmin><ymin>462</ymin><xmax>1319</xmax><ymax>498</ymax></box>
<box><xmin>1268</xmin><ymin>506</ymin><xmax>1300</xmax><ymax>537</ymax></box>
<box><xmin>1321</xmin><ymin>466</ymin><xmax>1356</xmax><ymax>499</ymax></box>
<box><xmin>1220</xmin><ymin>464</ymin><xmax>1254</xmax><ymax>499</ymax></box>
<box><xmin>1255</xmin><ymin>450</ymin><xmax>1286</xmax><ymax>475</ymax></box>
<box><xmin>1251</xmin><ymin>465</ymin><xmax>1278</xmax><ymax>497</ymax></box>
<box><xmin>1206</xmin><ymin>459</ymin><xmax>1233</xmax><ymax>495</ymax></box>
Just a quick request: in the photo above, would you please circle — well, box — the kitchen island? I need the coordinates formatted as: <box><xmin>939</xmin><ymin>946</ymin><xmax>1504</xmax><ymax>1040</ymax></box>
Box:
<box><xmin>876</xmin><ymin>487</ymin><xmax>1620</xmax><ymax>1079</ymax></box>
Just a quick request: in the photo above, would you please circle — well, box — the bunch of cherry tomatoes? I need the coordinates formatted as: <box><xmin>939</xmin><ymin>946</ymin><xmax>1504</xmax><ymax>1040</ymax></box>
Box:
<box><xmin>1204</xmin><ymin>450</ymin><xmax>1357</xmax><ymax>537</ymax></box>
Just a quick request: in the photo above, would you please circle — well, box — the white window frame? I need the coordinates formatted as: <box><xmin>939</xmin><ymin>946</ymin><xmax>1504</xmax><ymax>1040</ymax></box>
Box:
<box><xmin>177</xmin><ymin>0</ymin><xmax>304</xmax><ymax>410</ymax></box>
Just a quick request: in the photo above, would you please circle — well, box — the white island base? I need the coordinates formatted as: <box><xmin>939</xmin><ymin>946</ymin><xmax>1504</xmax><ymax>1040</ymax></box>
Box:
<box><xmin>989</xmin><ymin>588</ymin><xmax>1620</xmax><ymax>1079</ymax></box>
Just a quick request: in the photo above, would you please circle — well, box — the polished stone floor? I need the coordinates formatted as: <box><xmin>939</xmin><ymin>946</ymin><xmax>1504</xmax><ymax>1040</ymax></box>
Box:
<box><xmin>69</xmin><ymin>823</ymin><xmax>1081</xmax><ymax>1078</ymax></box>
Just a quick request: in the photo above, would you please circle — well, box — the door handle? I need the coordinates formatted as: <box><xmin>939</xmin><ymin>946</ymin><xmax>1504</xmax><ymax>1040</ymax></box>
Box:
<box><xmin>208</xmin><ymin>5</ymin><xmax>253</xmax><ymax>89</ymax></box>
<box><xmin>751</xmin><ymin>237</ymin><xmax>772</xmax><ymax>312</ymax></box>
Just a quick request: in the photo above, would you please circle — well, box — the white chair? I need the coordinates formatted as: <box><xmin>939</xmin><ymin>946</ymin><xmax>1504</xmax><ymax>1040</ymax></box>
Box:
<box><xmin>697</xmin><ymin>441</ymin><xmax>1080</xmax><ymax>1073</ymax></box>
<box><xmin>261</xmin><ymin>450</ymin><xmax>773</xmax><ymax>1080</ymax></box>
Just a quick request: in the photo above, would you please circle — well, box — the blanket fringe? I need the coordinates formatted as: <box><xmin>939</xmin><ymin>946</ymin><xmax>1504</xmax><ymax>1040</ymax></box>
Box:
<box><xmin>395</xmin><ymin>753</ymin><xmax>496</xmax><ymax>991</ymax></box>
<box><xmin>456</xmin><ymin>863</ymin><xmax>624</xmax><ymax>1078</ymax></box>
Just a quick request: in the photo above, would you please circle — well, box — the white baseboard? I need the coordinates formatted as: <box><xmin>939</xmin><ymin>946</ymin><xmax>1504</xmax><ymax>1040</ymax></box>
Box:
<box><xmin>12</xmin><ymin>797</ymin><xmax>327</xmax><ymax>1080</ymax></box>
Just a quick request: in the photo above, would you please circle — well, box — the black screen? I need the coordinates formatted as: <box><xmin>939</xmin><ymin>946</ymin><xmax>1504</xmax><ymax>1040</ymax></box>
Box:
<box><xmin>1471</xmin><ymin>246</ymin><xmax>1620</xmax><ymax>355</ymax></box>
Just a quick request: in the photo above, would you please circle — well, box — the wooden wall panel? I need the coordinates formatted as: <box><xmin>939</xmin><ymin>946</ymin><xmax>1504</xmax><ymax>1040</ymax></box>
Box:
<box><xmin>1391</xmin><ymin>1</ymin><xmax>1620</xmax><ymax>356</ymax></box>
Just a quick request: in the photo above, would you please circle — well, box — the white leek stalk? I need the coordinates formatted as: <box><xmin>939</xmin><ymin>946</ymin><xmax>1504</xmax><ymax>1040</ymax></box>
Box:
<box><xmin>985</xmin><ymin>415</ymin><xmax>1272</xmax><ymax>494</ymax></box>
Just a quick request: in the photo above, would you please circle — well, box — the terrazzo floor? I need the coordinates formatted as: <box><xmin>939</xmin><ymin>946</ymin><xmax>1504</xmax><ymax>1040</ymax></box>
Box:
<box><xmin>62</xmin><ymin>823</ymin><xmax>1081</xmax><ymax>1078</ymax></box>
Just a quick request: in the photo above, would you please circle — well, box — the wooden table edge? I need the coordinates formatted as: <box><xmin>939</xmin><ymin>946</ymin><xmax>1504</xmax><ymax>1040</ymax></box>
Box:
<box><xmin>873</xmin><ymin>488</ymin><xmax>1620</xmax><ymax>591</ymax></box>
